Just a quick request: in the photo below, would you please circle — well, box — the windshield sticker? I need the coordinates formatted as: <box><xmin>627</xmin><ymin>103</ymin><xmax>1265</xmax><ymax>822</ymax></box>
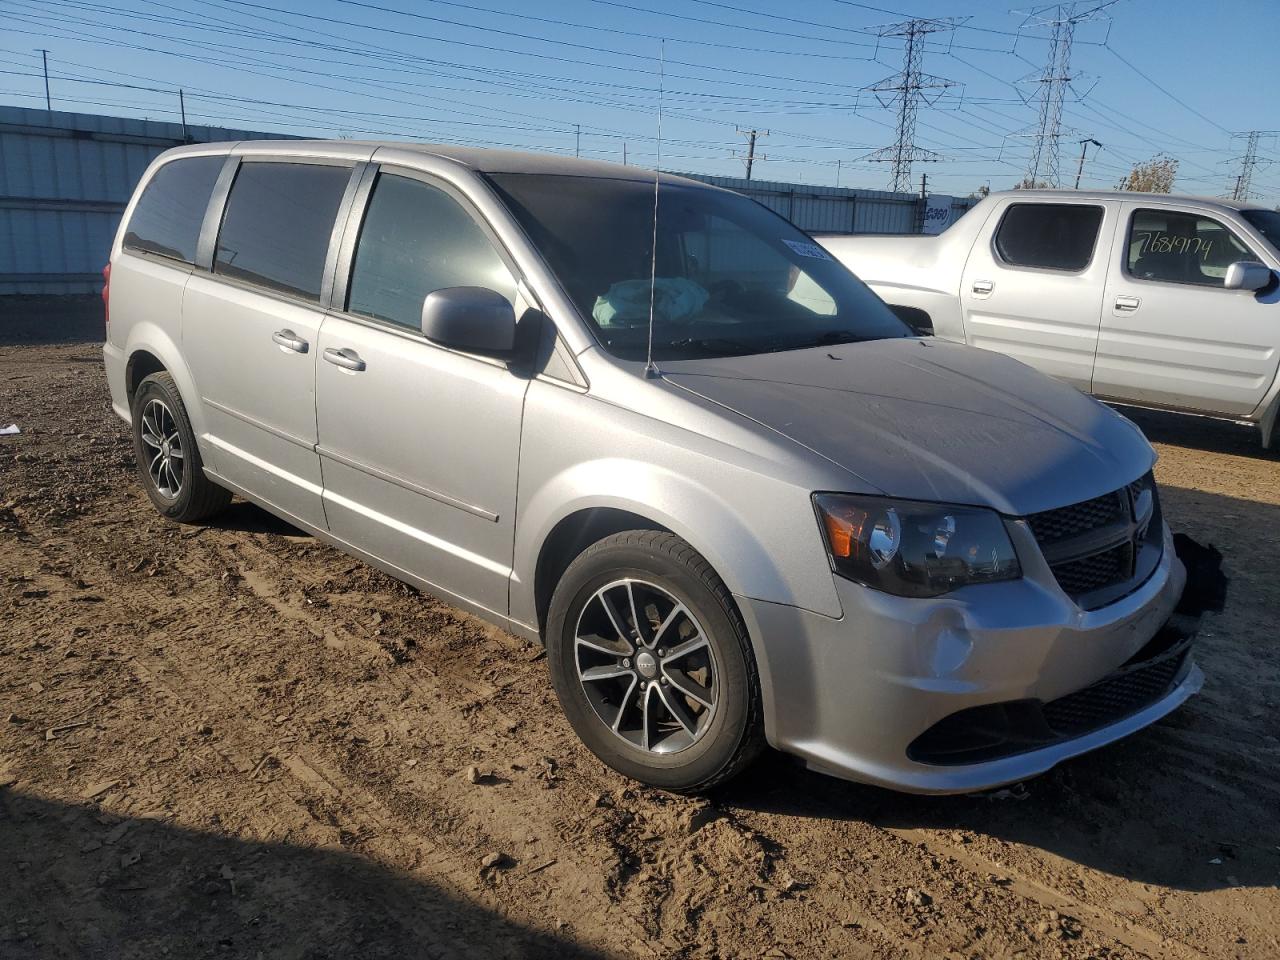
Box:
<box><xmin>782</xmin><ymin>239</ymin><xmax>832</xmax><ymax>261</ymax></box>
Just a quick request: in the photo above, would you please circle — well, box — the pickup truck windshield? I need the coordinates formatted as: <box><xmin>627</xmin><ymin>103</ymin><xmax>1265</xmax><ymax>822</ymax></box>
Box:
<box><xmin>487</xmin><ymin>173</ymin><xmax>909</xmax><ymax>361</ymax></box>
<box><xmin>1242</xmin><ymin>209</ymin><xmax>1280</xmax><ymax>254</ymax></box>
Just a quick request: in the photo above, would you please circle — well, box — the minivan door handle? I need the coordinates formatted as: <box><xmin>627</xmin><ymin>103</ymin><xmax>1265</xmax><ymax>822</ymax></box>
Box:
<box><xmin>271</xmin><ymin>329</ymin><xmax>309</xmax><ymax>353</ymax></box>
<box><xmin>972</xmin><ymin>279</ymin><xmax>994</xmax><ymax>296</ymax></box>
<box><xmin>323</xmin><ymin>347</ymin><xmax>366</xmax><ymax>372</ymax></box>
<box><xmin>1115</xmin><ymin>295</ymin><xmax>1141</xmax><ymax>312</ymax></box>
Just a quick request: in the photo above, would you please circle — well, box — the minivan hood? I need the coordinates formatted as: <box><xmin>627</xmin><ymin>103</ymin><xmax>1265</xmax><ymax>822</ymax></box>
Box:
<box><xmin>661</xmin><ymin>338</ymin><xmax>1153</xmax><ymax>516</ymax></box>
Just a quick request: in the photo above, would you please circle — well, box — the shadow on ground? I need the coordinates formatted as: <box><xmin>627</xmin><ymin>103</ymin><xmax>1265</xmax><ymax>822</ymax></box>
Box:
<box><xmin>0</xmin><ymin>788</ymin><xmax>608</xmax><ymax>960</ymax></box>
<box><xmin>1119</xmin><ymin>405</ymin><xmax>1278</xmax><ymax>461</ymax></box>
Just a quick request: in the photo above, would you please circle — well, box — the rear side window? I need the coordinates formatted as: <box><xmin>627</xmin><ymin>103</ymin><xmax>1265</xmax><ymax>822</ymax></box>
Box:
<box><xmin>994</xmin><ymin>203</ymin><xmax>1104</xmax><ymax>271</ymax></box>
<box><xmin>214</xmin><ymin>161</ymin><xmax>352</xmax><ymax>302</ymax></box>
<box><xmin>123</xmin><ymin>155</ymin><xmax>224</xmax><ymax>264</ymax></box>
<box><xmin>347</xmin><ymin>172</ymin><xmax>516</xmax><ymax>329</ymax></box>
<box><xmin>1127</xmin><ymin>209</ymin><xmax>1256</xmax><ymax>287</ymax></box>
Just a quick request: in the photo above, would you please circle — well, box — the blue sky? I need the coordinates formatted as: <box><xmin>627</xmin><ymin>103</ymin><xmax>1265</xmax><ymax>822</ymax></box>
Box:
<box><xmin>2</xmin><ymin>0</ymin><xmax>1277</xmax><ymax>201</ymax></box>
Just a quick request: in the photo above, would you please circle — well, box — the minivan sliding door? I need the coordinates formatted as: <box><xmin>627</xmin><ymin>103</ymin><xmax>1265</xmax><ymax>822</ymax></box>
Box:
<box><xmin>183</xmin><ymin>157</ymin><xmax>360</xmax><ymax>531</ymax></box>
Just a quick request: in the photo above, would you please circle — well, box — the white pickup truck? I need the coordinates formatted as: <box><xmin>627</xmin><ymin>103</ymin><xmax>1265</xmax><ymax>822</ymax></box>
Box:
<box><xmin>819</xmin><ymin>190</ymin><xmax>1280</xmax><ymax>447</ymax></box>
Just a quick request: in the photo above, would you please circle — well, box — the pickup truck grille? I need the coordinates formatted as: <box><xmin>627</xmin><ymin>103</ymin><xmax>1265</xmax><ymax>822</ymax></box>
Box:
<box><xmin>1025</xmin><ymin>474</ymin><xmax>1160</xmax><ymax>609</ymax></box>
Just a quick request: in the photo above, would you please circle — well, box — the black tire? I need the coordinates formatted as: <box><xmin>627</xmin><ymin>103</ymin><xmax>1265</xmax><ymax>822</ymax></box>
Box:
<box><xmin>546</xmin><ymin>531</ymin><xmax>765</xmax><ymax>793</ymax></box>
<box><xmin>130</xmin><ymin>371</ymin><xmax>231</xmax><ymax>523</ymax></box>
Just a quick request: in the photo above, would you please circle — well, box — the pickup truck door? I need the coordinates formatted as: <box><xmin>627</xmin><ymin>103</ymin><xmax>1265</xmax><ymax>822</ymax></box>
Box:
<box><xmin>1093</xmin><ymin>202</ymin><xmax>1280</xmax><ymax>417</ymax></box>
<box><xmin>960</xmin><ymin>198</ymin><xmax>1116</xmax><ymax>392</ymax></box>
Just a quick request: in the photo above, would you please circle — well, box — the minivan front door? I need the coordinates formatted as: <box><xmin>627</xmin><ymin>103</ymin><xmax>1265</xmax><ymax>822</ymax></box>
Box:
<box><xmin>1093</xmin><ymin>203</ymin><xmax>1280</xmax><ymax>416</ymax></box>
<box><xmin>183</xmin><ymin>157</ymin><xmax>357</xmax><ymax>530</ymax></box>
<box><xmin>960</xmin><ymin>199</ymin><xmax>1115</xmax><ymax>391</ymax></box>
<box><xmin>315</xmin><ymin>168</ymin><xmax>529</xmax><ymax>618</ymax></box>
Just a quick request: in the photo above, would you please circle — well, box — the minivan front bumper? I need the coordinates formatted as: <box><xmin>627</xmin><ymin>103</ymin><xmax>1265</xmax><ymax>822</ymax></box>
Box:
<box><xmin>736</xmin><ymin>521</ymin><xmax>1196</xmax><ymax>794</ymax></box>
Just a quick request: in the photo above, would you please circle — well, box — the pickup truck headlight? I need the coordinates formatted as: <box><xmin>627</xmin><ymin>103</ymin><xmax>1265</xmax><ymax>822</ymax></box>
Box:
<box><xmin>814</xmin><ymin>493</ymin><xmax>1021</xmax><ymax>598</ymax></box>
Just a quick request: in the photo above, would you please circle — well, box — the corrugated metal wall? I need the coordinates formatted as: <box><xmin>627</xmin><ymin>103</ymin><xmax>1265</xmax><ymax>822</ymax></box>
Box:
<box><xmin>0</xmin><ymin>106</ymin><xmax>285</xmax><ymax>295</ymax></box>
<box><xmin>681</xmin><ymin>174</ymin><xmax>976</xmax><ymax>237</ymax></box>
<box><xmin>1</xmin><ymin>107</ymin><xmax>977</xmax><ymax>296</ymax></box>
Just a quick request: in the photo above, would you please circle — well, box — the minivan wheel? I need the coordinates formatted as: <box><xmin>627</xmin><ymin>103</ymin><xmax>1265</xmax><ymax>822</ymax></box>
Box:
<box><xmin>546</xmin><ymin>531</ymin><xmax>764</xmax><ymax>793</ymax></box>
<box><xmin>131</xmin><ymin>372</ymin><xmax>231</xmax><ymax>523</ymax></box>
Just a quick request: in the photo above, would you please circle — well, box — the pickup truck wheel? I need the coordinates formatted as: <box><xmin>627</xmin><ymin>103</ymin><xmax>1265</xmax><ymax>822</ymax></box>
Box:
<box><xmin>131</xmin><ymin>372</ymin><xmax>231</xmax><ymax>523</ymax></box>
<box><xmin>546</xmin><ymin>531</ymin><xmax>764</xmax><ymax>793</ymax></box>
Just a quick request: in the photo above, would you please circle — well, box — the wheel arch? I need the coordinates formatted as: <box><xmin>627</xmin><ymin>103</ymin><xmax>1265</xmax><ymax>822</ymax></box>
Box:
<box><xmin>120</xmin><ymin>325</ymin><xmax>211</xmax><ymax>443</ymax></box>
<box><xmin>532</xmin><ymin>506</ymin><xmax>670</xmax><ymax>641</ymax></box>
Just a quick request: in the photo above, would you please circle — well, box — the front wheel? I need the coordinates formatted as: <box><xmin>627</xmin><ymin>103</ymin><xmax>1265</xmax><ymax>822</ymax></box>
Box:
<box><xmin>546</xmin><ymin>531</ymin><xmax>764</xmax><ymax>792</ymax></box>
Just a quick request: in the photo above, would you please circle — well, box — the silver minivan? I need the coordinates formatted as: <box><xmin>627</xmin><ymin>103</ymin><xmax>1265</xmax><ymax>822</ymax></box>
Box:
<box><xmin>102</xmin><ymin>140</ymin><xmax>1201</xmax><ymax>794</ymax></box>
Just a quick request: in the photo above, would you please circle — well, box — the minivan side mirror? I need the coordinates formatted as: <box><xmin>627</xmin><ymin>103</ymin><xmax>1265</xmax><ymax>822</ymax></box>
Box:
<box><xmin>420</xmin><ymin>287</ymin><xmax>517</xmax><ymax>357</ymax></box>
<box><xmin>1223</xmin><ymin>260</ymin><xmax>1272</xmax><ymax>291</ymax></box>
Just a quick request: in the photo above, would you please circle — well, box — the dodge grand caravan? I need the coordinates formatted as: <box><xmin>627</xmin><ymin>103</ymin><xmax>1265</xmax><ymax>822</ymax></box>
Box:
<box><xmin>102</xmin><ymin>141</ymin><xmax>1202</xmax><ymax>793</ymax></box>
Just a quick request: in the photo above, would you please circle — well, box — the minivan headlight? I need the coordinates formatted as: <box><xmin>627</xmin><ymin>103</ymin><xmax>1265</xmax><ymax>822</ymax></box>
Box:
<box><xmin>813</xmin><ymin>493</ymin><xmax>1020</xmax><ymax>598</ymax></box>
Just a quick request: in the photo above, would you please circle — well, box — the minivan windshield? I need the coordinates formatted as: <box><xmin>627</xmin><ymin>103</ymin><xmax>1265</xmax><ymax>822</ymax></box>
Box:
<box><xmin>487</xmin><ymin>173</ymin><xmax>910</xmax><ymax>361</ymax></box>
<box><xmin>1242</xmin><ymin>209</ymin><xmax>1280</xmax><ymax>254</ymax></box>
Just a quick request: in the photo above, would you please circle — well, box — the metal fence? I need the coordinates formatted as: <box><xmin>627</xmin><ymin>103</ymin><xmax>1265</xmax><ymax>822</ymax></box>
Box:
<box><xmin>0</xmin><ymin>107</ymin><xmax>977</xmax><ymax>296</ymax></box>
<box><xmin>0</xmin><ymin>106</ymin><xmax>284</xmax><ymax>295</ymax></box>
<box><xmin>681</xmin><ymin>174</ymin><xmax>977</xmax><ymax>237</ymax></box>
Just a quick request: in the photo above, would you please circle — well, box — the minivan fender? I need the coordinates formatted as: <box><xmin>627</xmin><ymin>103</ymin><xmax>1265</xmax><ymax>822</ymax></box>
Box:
<box><xmin>121</xmin><ymin>323</ymin><xmax>212</xmax><ymax>447</ymax></box>
<box><xmin>511</xmin><ymin>456</ymin><xmax>842</xmax><ymax>633</ymax></box>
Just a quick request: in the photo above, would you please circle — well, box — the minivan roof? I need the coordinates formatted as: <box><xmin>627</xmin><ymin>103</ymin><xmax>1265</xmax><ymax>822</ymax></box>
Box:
<box><xmin>167</xmin><ymin>139</ymin><xmax>705</xmax><ymax>187</ymax></box>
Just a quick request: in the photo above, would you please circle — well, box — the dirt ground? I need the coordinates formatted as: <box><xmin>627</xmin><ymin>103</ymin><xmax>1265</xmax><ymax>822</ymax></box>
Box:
<box><xmin>1</xmin><ymin>342</ymin><xmax>1277</xmax><ymax>960</ymax></box>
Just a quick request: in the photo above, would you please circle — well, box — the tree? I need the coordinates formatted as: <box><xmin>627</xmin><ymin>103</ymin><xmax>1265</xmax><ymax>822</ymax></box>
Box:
<box><xmin>1013</xmin><ymin>177</ymin><xmax>1049</xmax><ymax>190</ymax></box>
<box><xmin>1120</xmin><ymin>155</ymin><xmax>1178</xmax><ymax>193</ymax></box>
<box><xmin>970</xmin><ymin>184</ymin><xmax>990</xmax><ymax>198</ymax></box>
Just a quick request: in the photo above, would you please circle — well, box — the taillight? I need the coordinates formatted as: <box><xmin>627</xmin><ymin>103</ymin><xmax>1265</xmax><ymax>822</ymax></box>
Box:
<box><xmin>102</xmin><ymin>262</ymin><xmax>111</xmax><ymax>330</ymax></box>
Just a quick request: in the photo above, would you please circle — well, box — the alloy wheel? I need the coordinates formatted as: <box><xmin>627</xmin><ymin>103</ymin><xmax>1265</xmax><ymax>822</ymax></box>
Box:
<box><xmin>574</xmin><ymin>578</ymin><xmax>718</xmax><ymax>754</ymax></box>
<box><xmin>139</xmin><ymin>398</ymin><xmax>184</xmax><ymax>500</ymax></box>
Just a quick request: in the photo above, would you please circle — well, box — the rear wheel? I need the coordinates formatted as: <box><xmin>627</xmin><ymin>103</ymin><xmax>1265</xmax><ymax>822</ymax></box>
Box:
<box><xmin>546</xmin><ymin>531</ymin><xmax>764</xmax><ymax>792</ymax></box>
<box><xmin>131</xmin><ymin>372</ymin><xmax>230</xmax><ymax>523</ymax></box>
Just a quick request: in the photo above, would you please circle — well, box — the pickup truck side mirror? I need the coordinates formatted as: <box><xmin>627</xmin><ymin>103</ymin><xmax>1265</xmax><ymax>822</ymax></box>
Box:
<box><xmin>1223</xmin><ymin>260</ymin><xmax>1272</xmax><ymax>291</ymax></box>
<box><xmin>420</xmin><ymin>286</ymin><xmax>516</xmax><ymax>357</ymax></box>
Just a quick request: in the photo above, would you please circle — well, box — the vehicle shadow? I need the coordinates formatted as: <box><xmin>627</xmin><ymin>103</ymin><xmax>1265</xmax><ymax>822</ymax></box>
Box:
<box><xmin>209</xmin><ymin>500</ymin><xmax>311</xmax><ymax>537</ymax></box>
<box><xmin>721</xmin><ymin>485</ymin><xmax>1280</xmax><ymax>894</ymax></box>
<box><xmin>1118</xmin><ymin>405</ymin><xmax>1279</xmax><ymax>460</ymax></box>
<box><xmin>0</xmin><ymin>787</ymin><xmax>607</xmax><ymax>960</ymax></box>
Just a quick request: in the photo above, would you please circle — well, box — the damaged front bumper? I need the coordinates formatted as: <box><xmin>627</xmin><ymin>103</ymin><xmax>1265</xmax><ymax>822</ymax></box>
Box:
<box><xmin>737</xmin><ymin>524</ymin><xmax>1221</xmax><ymax>795</ymax></box>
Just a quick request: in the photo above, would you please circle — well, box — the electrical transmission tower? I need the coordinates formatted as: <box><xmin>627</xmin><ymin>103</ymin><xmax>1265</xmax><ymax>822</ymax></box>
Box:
<box><xmin>1225</xmin><ymin>131</ymin><xmax>1277</xmax><ymax>200</ymax></box>
<box><xmin>861</xmin><ymin>18</ymin><xmax>960</xmax><ymax>194</ymax></box>
<box><xmin>1017</xmin><ymin>2</ymin><xmax>1113</xmax><ymax>188</ymax></box>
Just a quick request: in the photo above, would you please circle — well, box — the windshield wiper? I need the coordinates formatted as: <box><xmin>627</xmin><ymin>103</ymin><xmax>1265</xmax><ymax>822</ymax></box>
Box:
<box><xmin>667</xmin><ymin>336</ymin><xmax>762</xmax><ymax>356</ymax></box>
<box><xmin>787</xmin><ymin>330</ymin><xmax>870</xmax><ymax>350</ymax></box>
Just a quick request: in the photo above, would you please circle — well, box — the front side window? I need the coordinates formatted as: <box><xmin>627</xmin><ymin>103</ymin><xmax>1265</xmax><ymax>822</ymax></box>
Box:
<box><xmin>347</xmin><ymin>172</ymin><xmax>516</xmax><ymax>329</ymax></box>
<box><xmin>1127</xmin><ymin>209</ymin><xmax>1256</xmax><ymax>287</ymax></box>
<box><xmin>214</xmin><ymin>161</ymin><xmax>352</xmax><ymax>302</ymax></box>
<box><xmin>1241</xmin><ymin>209</ymin><xmax>1280</xmax><ymax>256</ymax></box>
<box><xmin>487</xmin><ymin>173</ymin><xmax>907</xmax><ymax>361</ymax></box>
<box><xmin>123</xmin><ymin>155</ymin><xmax>224</xmax><ymax>264</ymax></box>
<box><xmin>993</xmin><ymin>203</ymin><xmax>1104</xmax><ymax>272</ymax></box>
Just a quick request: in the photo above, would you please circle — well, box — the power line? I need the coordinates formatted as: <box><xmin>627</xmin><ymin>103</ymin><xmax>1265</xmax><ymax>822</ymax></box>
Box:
<box><xmin>1226</xmin><ymin>131</ymin><xmax>1278</xmax><ymax>201</ymax></box>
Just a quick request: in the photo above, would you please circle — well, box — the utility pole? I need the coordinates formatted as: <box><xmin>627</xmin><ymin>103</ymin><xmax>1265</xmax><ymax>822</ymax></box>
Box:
<box><xmin>860</xmin><ymin>18</ymin><xmax>960</xmax><ymax>193</ymax></box>
<box><xmin>622</xmin><ymin>142</ymin><xmax>627</xmax><ymax>165</ymax></box>
<box><xmin>1019</xmin><ymin>3</ymin><xmax>1113</xmax><ymax>188</ymax></box>
<box><xmin>1073</xmin><ymin>137</ymin><xmax>1101</xmax><ymax>189</ymax></box>
<box><xmin>735</xmin><ymin>127</ymin><xmax>768</xmax><ymax>180</ymax></box>
<box><xmin>574</xmin><ymin>123</ymin><xmax>580</xmax><ymax>158</ymax></box>
<box><xmin>38</xmin><ymin>49</ymin><xmax>51</xmax><ymax>112</ymax></box>
<box><xmin>178</xmin><ymin>89</ymin><xmax>188</xmax><ymax>142</ymax></box>
<box><xmin>1225</xmin><ymin>131</ymin><xmax>1277</xmax><ymax>200</ymax></box>
<box><xmin>835</xmin><ymin>159</ymin><xmax>841</xmax><ymax>188</ymax></box>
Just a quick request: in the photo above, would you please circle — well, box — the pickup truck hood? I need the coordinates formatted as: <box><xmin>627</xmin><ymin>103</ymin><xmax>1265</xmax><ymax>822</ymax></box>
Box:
<box><xmin>661</xmin><ymin>338</ymin><xmax>1154</xmax><ymax>516</ymax></box>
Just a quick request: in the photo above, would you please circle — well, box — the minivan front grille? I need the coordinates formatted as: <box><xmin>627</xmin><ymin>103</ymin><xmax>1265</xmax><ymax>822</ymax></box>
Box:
<box><xmin>1026</xmin><ymin>490</ymin><xmax>1126</xmax><ymax>544</ymax></box>
<box><xmin>1025</xmin><ymin>473</ymin><xmax>1160</xmax><ymax>609</ymax></box>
